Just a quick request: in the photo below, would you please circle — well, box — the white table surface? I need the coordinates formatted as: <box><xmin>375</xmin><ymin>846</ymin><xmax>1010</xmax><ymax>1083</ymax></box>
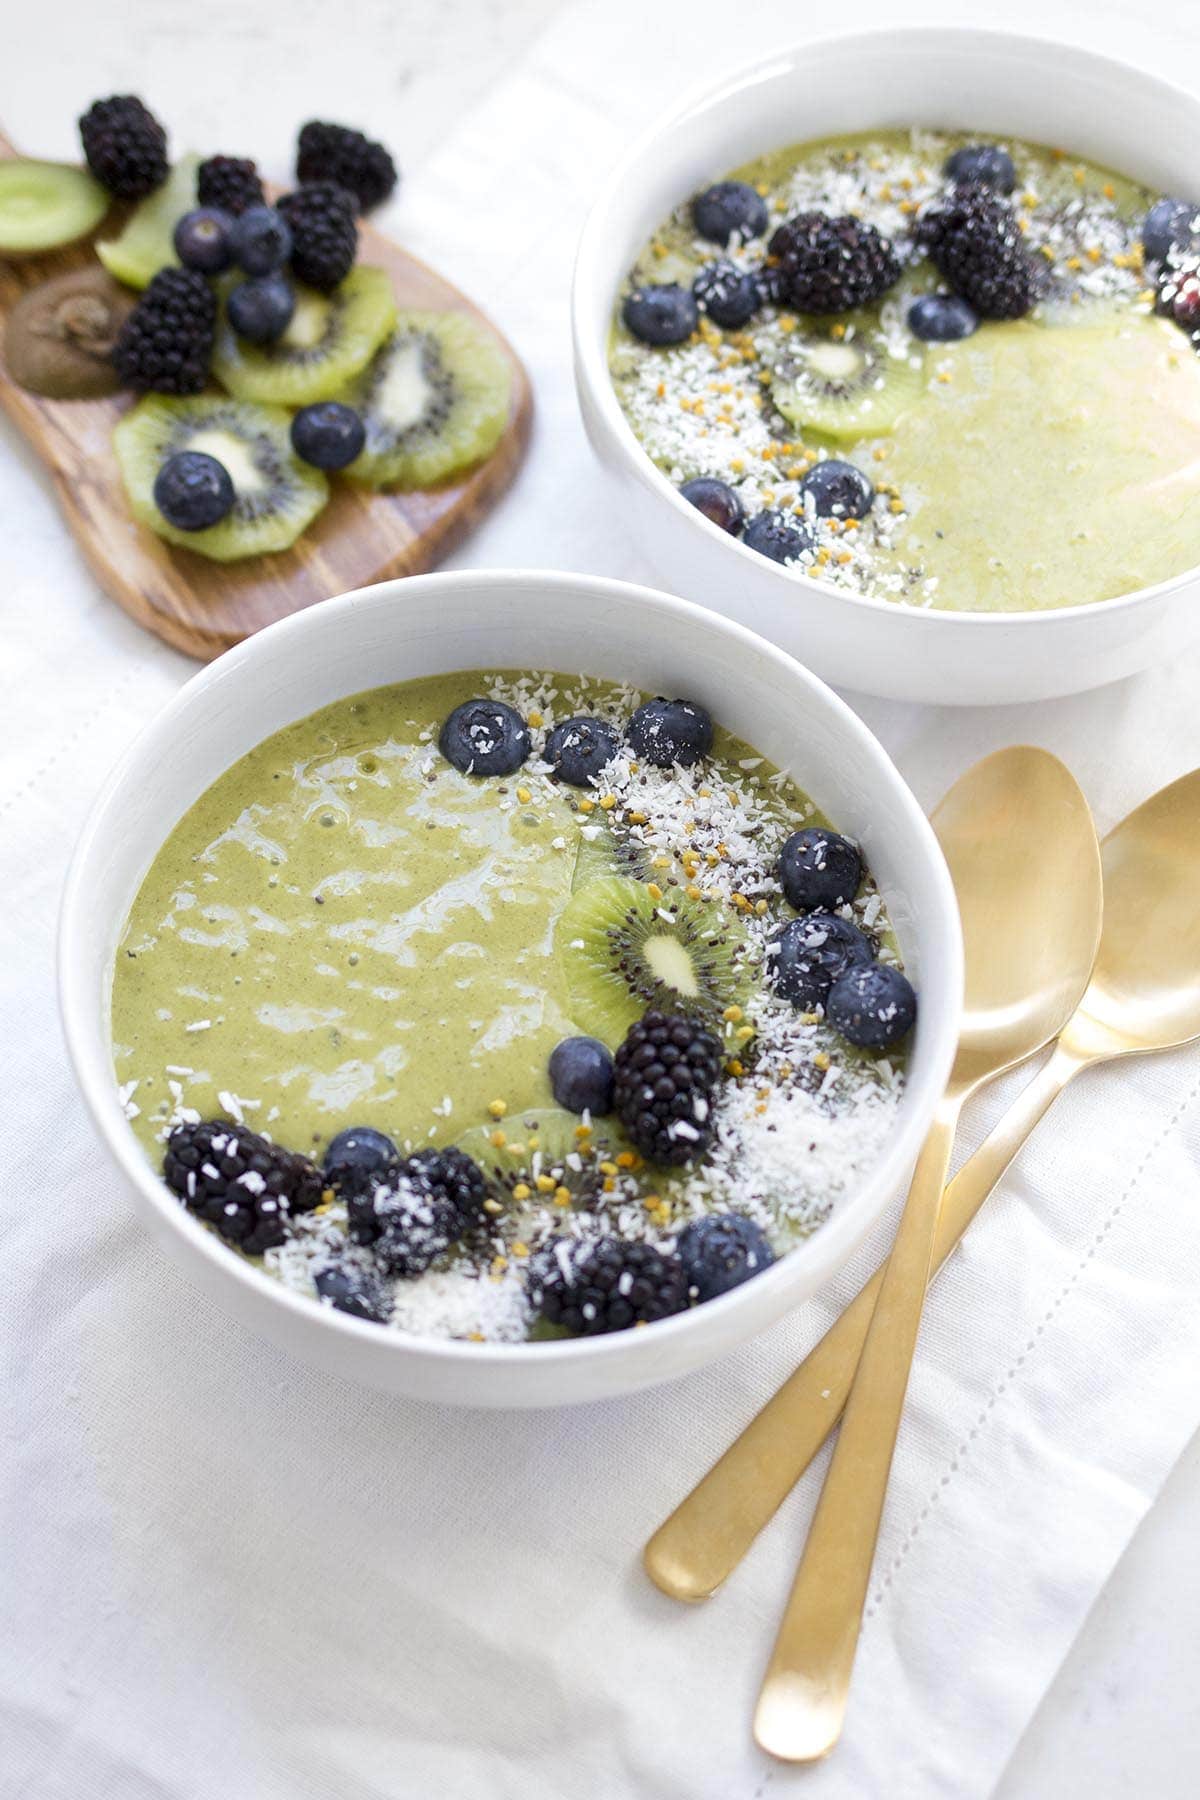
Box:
<box><xmin>7</xmin><ymin>2</ymin><xmax>1200</xmax><ymax>1794</ymax></box>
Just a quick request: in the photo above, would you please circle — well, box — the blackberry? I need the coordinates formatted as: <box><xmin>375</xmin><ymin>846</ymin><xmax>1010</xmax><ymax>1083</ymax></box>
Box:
<box><xmin>163</xmin><ymin>1119</ymin><xmax>324</xmax><ymax>1256</ymax></box>
<box><xmin>197</xmin><ymin>155</ymin><xmax>264</xmax><ymax>218</ymax></box>
<box><xmin>296</xmin><ymin>120</ymin><xmax>398</xmax><ymax>213</ymax></box>
<box><xmin>79</xmin><ymin>95</ymin><xmax>167</xmax><ymax>200</ymax></box>
<box><xmin>534</xmin><ymin>1237</ymin><xmax>688</xmax><ymax>1335</ymax></box>
<box><xmin>1156</xmin><ymin>251</ymin><xmax>1200</xmax><ymax>337</ymax></box>
<box><xmin>347</xmin><ymin>1146</ymin><xmax>485</xmax><ymax>1277</ymax></box>
<box><xmin>768</xmin><ymin>212</ymin><xmax>900</xmax><ymax>314</ymax></box>
<box><xmin>112</xmin><ymin>267</ymin><xmax>216</xmax><ymax>395</ymax></box>
<box><xmin>612</xmin><ymin>1010</ymin><xmax>722</xmax><ymax>1166</ymax></box>
<box><xmin>278</xmin><ymin>183</ymin><xmax>357</xmax><ymax>291</ymax></box>
<box><xmin>917</xmin><ymin>188</ymin><xmax>1043</xmax><ymax>320</ymax></box>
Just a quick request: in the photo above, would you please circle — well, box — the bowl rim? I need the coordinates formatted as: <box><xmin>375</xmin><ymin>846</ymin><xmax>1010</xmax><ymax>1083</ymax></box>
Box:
<box><xmin>571</xmin><ymin>23</ymin><xmax>1200</xmax><ymax>632</ymax></box>
<box><xmin>59</xmin><ymin>567</ymin><xmax>962</xmax><ymax>1375</ymax></box>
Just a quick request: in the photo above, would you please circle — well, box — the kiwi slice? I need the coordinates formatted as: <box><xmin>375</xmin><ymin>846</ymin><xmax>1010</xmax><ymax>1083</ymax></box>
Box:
<box><xmin>0</xmin><ymin>160</ymin><xmax>109</xmax><ymax>257</ymax></box>
<box><xmin>341</xmin><ymin>308</ymin><xmax>511</xmax><ymax>489</ymax></box>
<box><xmin>212</xmin><ymin>265</ymin><xmax>397</xmax><ymax>406</ymax></box>
<box><xmin>771</xmin><ymin>320</ymin><xmax>925</xmax><ymax>441</ymax></box>
<box><xmin>114</xmin><ymin>394</ymin><xmax>329</xmax><ymax>561</ymax></box>
<box><xmin>571</xmin><ymin>824</ymin><xmax>649</xmax><ymax>891</ymax></box>
<box><xmin>456</xmin><ymin>1107</ymin><xmax>632</xmax><ymax>1206</ymax></box>
<box><xmin>96</xmin><ymin>153</ymin><xmax>202</xmax><ymax>289</ymax></box>
<box><xmin>555</xmin><ymin>875</ymin><xmax>751</xmax><ymax>1047</ymax></box>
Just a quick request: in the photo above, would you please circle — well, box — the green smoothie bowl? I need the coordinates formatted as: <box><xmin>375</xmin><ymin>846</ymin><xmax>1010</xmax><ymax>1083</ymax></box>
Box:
<box><xmin>59</xmin><ymin>571</ymin><xmax>960</xmax><ymax>1407</ymax></box>
<box><xmin>573</xmin><ymin>29</ymin><xmax>1200</xmax><ymax>704</ymax></box>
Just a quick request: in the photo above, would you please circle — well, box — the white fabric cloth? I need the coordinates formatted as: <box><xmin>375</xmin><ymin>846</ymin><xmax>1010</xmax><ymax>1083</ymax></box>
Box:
<box><xmin>6</xmin><ymin>2</ymin><xmax>1200</xmax><ymax>1796</ymax></box>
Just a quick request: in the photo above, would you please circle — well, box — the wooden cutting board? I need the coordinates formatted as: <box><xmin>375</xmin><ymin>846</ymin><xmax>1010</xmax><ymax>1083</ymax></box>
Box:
<box><xmin>0</xmin><ymin>129</ymin><xmax>533</xmax><ymax>661</ymax></box>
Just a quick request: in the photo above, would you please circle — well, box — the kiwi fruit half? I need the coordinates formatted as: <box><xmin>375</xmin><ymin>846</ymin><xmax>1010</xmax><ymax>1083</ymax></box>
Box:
<box><xmin>0</xmin><ymin>160</ymin><xmax>109</xmax><ymax>256</ymax></box>
<box><xmin>555</xmin><ymin>875</ymin><xmax>751</xmax><ymax>1047</ymax></box>
<box><xmin>771</xmin><ymin>320</ymin><xmax>924</xmax><ymax>441</ymax></box>
<box><xmin>114</xmin><ymin>394</ymin><xmax>329</xmax><ymax>560</ymax></box>
<box><xmin>341</xmin><ymin>308</ymin><xmax>511</xmax><ymax>489</ymax></box>
<box><xmin>456</xmin><ymin>1107</ymin><xmax>632</xmax><ymax>1207</ymax></box>
<box><xmin>212</xmin><ymin>265</ymin><xmax>397</xmax><ymax>405</ymax></box>
<box><xmin>96</xmin><ymin>154</ymin><xmax>202</xmax><ymax>288</ymax></box>
<box><xmin>5</xmin><ymin>267</ymin><xmax>132</xmax><ymax>398</ymax></box>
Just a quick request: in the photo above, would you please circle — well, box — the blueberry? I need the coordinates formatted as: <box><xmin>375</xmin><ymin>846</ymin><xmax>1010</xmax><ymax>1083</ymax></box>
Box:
<box><xmin>627</xmin><ymin>697</ymin><xmax>713</xmax><ymax>769</ymax></box>
<box><xmin>743</xmin><ymin>510</ymin><xmax>812</xmax><ymax>566</ymax></box>
<box><xmin>172</xmin><ymin>206</ymin><xmax>234</xmax><ymax>273</ymax></box>
<box><xmin>907</xmin><ymin>292</ymin><xmax>979</xmax><ymax>342</ymax></box>
<box><xmin>1142</xmin><ymin>196</ymin><xmax>1200</xmax><ymax>264</ymax></box>
<box><xmin>549</xmin><ymin>1036</ymin><xmax>615</xmax><ymax>1115</ymax></box>
<box><xmin>230</xmin><ymin>203</ymin><xmax>292</xmax><ymax>275</ymax></box>
<box><xmin>769</xmin><ymin>911</ymin><xmax>873</xmax><ymax>1010</ymax></box>
<box><xmin>291</xmin><ymin>401</ymin><xmax>366</xmax><ymax>470</ymax></box>
<box><xmin>324</xmin><ymin>1125</ymin><xmax>397</xmax><ymax>1199</ymax></box>
<box><xmin>693</xmin><ymin>258</ymin><xmax>759</xmax><ymax>328</ymax></box>
<box><xmin>779</xmin><ymin>827</ymin><xmax>863</xmax><ymax>912</ymax></box>
<box><xmin>439</xmin><ymin>699</ymin><xmax>530</xmax><ymax>777</ymax></box>
<box><xmin>679</xmin><ymin>476</ymin><xmax>744</xmax><ymax>535</ymax></box>
<box><xmin>692</xmin><ymin>180</ymin><xmax>769</xmax><ymax>246</ymax></box>
<box><xmin>944</xmin><ymin>144</ymin><xmax>1016</xmax><ymax>194</ymax></box>
<box><xmin>544</xmin><ymin>715</ymin><xmax>620</xmax><ymax>787</ymax></box>
<box><xmin>313</xmin><ymin>1263</ymin><xmax>393</xmax><ymax>1324</ymax></box>
<box><xmin>798</xmin><ymin>460</ymin><xmax>875</xmax><ymax>521</ymax></box>
<box><xmin>153</xmin><ymin>451</ymin><xmax>235</xmax><ymax>531</ymax></box>
<box><xmin>622</xmin><ymin>283</ymin><xmax>698</xmax><ymax>346</ymax></box>
<box><xmin>826</xmin><ymin>962</ymin><xmax>917</xmax><ymax>1050</ymax></box>
<box><xmin>678</xmin><ymin>1212</ymin><xmax>775</xmax><ymax>1302</ymax></box>
<box><xmin>227</xmin><ymin>273</ymin><xmax>295</xmax><ymax>344</ymax></box>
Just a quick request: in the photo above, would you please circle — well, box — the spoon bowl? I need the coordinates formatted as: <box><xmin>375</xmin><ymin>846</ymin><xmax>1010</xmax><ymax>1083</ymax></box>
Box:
<box><xmin>939</xmin><ymin>748</ymin><xmax>1103</xmax><ymax>1094</ymax></box>
<box><xmin>1069</xmin><ymin>769</ymin><xmax>1200</xmax><ymax>1058</ymax></box>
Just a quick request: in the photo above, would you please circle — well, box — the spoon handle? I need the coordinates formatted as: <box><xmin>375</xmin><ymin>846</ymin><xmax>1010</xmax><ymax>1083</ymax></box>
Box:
<box><xmin>644</xmin><ymin>1045</ymin><xmax>1081</xmax><ymax>1605</ymax></box>
<box><xmin>753</xmin><ymin>1104</ymin><xmax>961</xmax><ymax>1761</ymax></box>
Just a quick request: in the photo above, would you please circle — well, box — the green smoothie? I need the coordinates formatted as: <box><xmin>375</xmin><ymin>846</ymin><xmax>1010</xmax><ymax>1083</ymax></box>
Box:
<box><xmin>111</xmin><ymin>671</ymin><xmax>909</xmax><ymax>1342</ymax></box>
<box><xmin>610</xmin><ymin>129</ymin><xmax>1200</xmax><ymax>612</ymax></box>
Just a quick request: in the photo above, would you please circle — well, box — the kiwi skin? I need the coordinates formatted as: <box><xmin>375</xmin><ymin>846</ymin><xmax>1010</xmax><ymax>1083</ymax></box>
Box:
<box><xmin>555</xmin><ymin>875</ymin><xmax>751</xmax><ymax>1047</ymax></box>
<box><xmin>5</xmin><ymin>268</ymin><xmax>132</xmax><ymax>398</ymax></box>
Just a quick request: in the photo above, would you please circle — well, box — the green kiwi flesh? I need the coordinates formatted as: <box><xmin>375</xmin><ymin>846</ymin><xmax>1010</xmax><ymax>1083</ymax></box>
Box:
<box><xmin>96</xmin><ymin>154</ymin><xmax>202</xmax><ymax>288</ymax></box>
<box><xmin>0</xmin><ymin>160</ymin><xmax>109</xmax><ymax>256</ymax></box>
<box><xmin>212</xmin><ymin>265</ymin><xmax>397</xmax><ymax>406</ymax></box>
<box><xmin>555</xmin><ymin>875</ymin><xmax>751</xmax><ymax>1047</ymax></box>
<box><xmin>571</xmin><ymin>824</ymin><xmax>649</xmax><ymax>891</ymax></box>
<box><xmin>113</xmin><ymin>394</ymin><xmax>329</xmax><ymax>560</ymax></box>
<box><xmin>771</xmin><ymin>320</ymin><xmax>925</xmax><ymax>440</ymax></box>
<box><xmin>341</xmin><ymin>307</ymin><xmax>511</xmax><ymax>489</ymax></box>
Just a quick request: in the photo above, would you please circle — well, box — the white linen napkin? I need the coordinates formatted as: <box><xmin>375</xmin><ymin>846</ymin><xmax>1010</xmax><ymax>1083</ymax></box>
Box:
<box><xmin>5</xmin><ymin>3</ymin><xmax>1200</xmax><ymax>1796</ymax></box>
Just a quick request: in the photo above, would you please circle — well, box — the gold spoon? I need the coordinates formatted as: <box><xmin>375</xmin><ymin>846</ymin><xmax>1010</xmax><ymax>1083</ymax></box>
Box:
<box><xmin>747</xmin><ymin>748</ymin><xmax>1102</xmax><ymax>1763</ymax></box>
<box><xmin>645</xmin><ymin>766</ymin><xmax>1200</xmax><ymax>1609</ymax></box>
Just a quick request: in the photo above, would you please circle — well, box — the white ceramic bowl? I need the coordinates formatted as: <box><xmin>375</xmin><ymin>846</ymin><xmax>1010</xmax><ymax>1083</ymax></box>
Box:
<box><xmin>573</xmin><ymin>27</ymin><xmax>1200</xmax><ymax>706</ymax></box>
<box><xmin>60</xmin><ymin>570</ymin><xmax>961</xmax><ymax>1407</ymax></box>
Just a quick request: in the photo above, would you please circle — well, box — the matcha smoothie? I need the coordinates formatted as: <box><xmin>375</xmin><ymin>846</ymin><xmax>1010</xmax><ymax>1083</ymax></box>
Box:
<box><xmin>610</xmin><ymin>129</ymin><xmax>1200</xmax><ymax>613</ymax></box>
<box><xmin>113</xmin><ymin>671</ymin><xmax>912</xmax><ymax>1343</ymax></box>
